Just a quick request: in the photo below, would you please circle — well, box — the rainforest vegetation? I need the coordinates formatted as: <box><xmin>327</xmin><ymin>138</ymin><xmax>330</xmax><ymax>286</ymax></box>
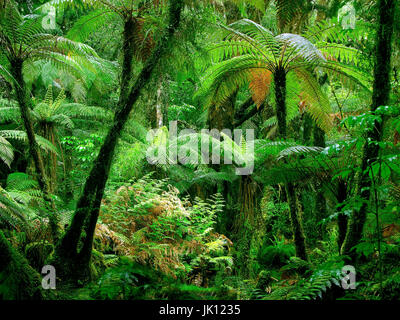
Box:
<box><xmin>0</xmin><ymin>0</ymin><xmax>399</xmax><ymax>301</ymax></box>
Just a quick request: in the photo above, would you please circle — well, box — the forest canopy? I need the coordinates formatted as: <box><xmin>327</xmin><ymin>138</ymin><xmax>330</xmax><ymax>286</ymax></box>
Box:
<box><xmin>0</xmin><ymin>0</ymin><xmax>399</xmax><ymax>302</ymax></box>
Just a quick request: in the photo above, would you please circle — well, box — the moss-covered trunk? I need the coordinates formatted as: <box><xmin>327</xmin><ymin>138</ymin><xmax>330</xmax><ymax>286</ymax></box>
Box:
<box><xmin>286</xmin><ymin>182</ymin><xmax>308</xmax><ymax>261</ymax></box>
<box><xmin>302</xmin><ymin>113</ymin><xmax>313</xmax><ymax>145</ymax></box>
<box><xmin>341</xmin><ymin>0</ymin><xmax>395</xmax><ymax>258</ymax></box>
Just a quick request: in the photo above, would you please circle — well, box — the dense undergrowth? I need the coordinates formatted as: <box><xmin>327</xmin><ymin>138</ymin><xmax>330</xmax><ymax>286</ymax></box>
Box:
<box><xmin>1</xmin><ymin>0</ymin><xmax>400</xmax><ymax>301</ymax></box>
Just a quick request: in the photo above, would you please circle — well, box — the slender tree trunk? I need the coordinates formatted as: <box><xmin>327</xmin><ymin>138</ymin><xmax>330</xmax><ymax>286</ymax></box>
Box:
<box><xmin>62</xmin><ymin>129</ymin><xmax>74</xmax><ymax>202</ymax></box>
<box><xmin>286</xmin><ymin>182</ymin><xmax>308</xmax><ymax>260</ymax></box>
<box><xmin>156</xmin><ymin>78</ymin><xmax>164</xmax><ymax>128</ymax></box>
<box><xmin>53</xmin><ymin>0</ymin><xmax>184</xmax><ymax>282</ymax></box>
<box><xmin>342</xmin><ymin>0</ymin><xmax>395</xmax><ymax>258</ymax></box>
<box><xmin>274</xmin><ymin>68</ymin><xmax>287</xmax><ymax>138</ymax></box>
<box><xmin>11</xmin><ymin>59</ymin><xmax>60</xmax><ymax>241</ymax></box>
<box><xmin>337</xmin><ymin>179</ymin><xmax>348</xmax><ymax>252</ymax></box>
<box><xmin>274</xmin><ymin>67</ymin><xmax>308</xmax><ymax>261</ymax></box>
<box><xmin>313</xmin><ymin>123</ymin><xmax>327</xmax><ymax>238</ymax></box>
<box><xmin>11</xmin><ymin>60</ymin><xmax>48</xmax><ymax>195</ymax></box>
<box><xmin>302</xmin><ymin>113</ymin><xmax>313</xmax><ymax>145</ymax></box>
<box><xmin>207</xmin><ymin>90</ymin><xmax>237</xmax><ymax>234</ymax></box>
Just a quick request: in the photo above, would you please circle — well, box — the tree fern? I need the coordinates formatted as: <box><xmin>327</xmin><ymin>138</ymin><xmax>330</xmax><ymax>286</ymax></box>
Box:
<box><xmin>197</xmin><ymin>19</ymin><xmax>370</xmax><ymax>133</ymax></box>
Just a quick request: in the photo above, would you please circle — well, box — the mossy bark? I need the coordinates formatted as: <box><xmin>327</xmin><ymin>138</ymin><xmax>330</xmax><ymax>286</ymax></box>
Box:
<box><xmin>342</xmin><ymin>0</ymin><xmax>395</xmax><ymax>258</ymax></box>
<box><xmin>286</xmin><ymin>182</ymin><xmax>308</xmax><ymax>261</ymax></box>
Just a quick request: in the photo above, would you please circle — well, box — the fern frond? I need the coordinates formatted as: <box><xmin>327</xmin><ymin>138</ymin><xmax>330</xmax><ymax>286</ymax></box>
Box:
<box><xmin>277</xmin><ymin>145</ymin><xmax>324</xmax><ymax>160</ymax></box>
<box><xmin>322</xmin><ymin>60</ymin><xmax>372</xmax><ymax>92</ymax></box>
<box><xmin>277</xmin><ymin>33</ymin><xmax>326</xmax><ymax>67</ymax></box>
<box><xmin>0</xmin><ymin>130</ymin><xmax>58</xmax><ymax>155</ymax></box>
<box><xmin>0</xmin><ymin>100</ymin><xmax>19</xmax><ymax>123</ymax></box>
<box><xmin>66</xmin><ymin>10</ymin><xmax>117</xmax><ymax>42</ymax></box>
<box><xmin>0</xmin><ymin>186</ymin><xmax>28</xmax><ymax>230</ymax></box>
<box><xmin>59</xmin><ymin>103</ymin><xmax>112</xmax><ymax>121</ymax></box>
<box><xmin>294</xmin><ymin>68</ymin><xmax>333</xmax><ymax>131</ymax></box>
<box><xmin>0</xmin><ymin>136</ymin><xmax>14</xmax><ymax>167</ymax></box>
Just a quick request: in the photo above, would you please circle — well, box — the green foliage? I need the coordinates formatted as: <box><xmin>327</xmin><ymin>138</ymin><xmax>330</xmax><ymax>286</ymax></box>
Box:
<box><xmin>24</xmin><ymin>240</ymin><xmax>54</xmax><ymax>271</ymax></box>
<box><xmin>265</xmin><ymin>257</ymin><xmax>345</xmax><ymax>300</ymax></box>
<box><xmin>0</xmin><ymin>0</ymin><xmax>101</xmax><ymax>84</ymax></box>
<box><xmin>0</xmin><ymin>0</ymin><xmax>398</xmax><ymax>303</ymax></box>
<box><xmin>197</xmin><ymin>18</ymin><xmax>370</xmax><ymax>132</ymax></box>
<box><xmin>90</xmin><ymin>256</ymin><xmax>231</xmax><ymax>300</ymax></box>
<box><xmin>257</xmin><ymin>237</ymin><xmax>295</xmax><ymax>268</ymax></box>
<box><xmin>0</xmin><ymin>231</ymin><xmax>43</xmax><ymax>300</ymax></box>
<box><xmin>90</xmin><ymin>257</ymin><xmax>162</xmax><ymax>300</ymax></box>
<box><xmin>0</xmin><ymin>186</ymin><xmax>28</xmax><ymax>230</ymax></box>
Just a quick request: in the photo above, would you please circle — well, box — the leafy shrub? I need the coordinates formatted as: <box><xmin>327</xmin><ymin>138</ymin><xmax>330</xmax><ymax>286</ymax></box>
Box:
<box><xmin>90</xmin><ymin>257</ymin><xmax>161</xmax><ymax>300</ymax></box>
<box><xmin>257</xmin><ymin>237</ymin><xmax>295</xmax><ymax>268</ymax></box>
<box><xmin>24</xmin><ymin>241</ymin><xmax>54</xmax><ymax>271</ymax></box>
<box><xmin>264</xmin><ymin>257</ymin><xmax>346</xmax><ymax>300</ymax></box>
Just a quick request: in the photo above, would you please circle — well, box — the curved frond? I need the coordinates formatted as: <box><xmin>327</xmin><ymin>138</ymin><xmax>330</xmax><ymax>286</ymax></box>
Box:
<box><xmin>276</xmin><ymin>33</ymin><xmax>326</xmax><ymax>67</ymax></box>
<box><xmin>321</xmin><ymin>60</ymin><xmax>372</xmax><ymax>92</ymax></box>
<box><xmin>0</xmin><ymin>130</ymin><xmax>58</xmax><ymax>155</ymax></box>
<box><xmin>197</xmin><ymin>55</ymin><xmax>262</xmax><ymax>106</ymax></box>
<box><xmin>277</xmin><ymin>145</ymin><xmax>324</xmax><ymax>160</ymax></box>
<box><xmin>0</xmin><ymin>136</ymin><xmax>14</xmax><ymax>167</ymax></box>
<box><xmin>294</xmin><ymin>68</ymin><xmax>333</xmax><ymax>131</ymax></box>
<box><xmin>66</xmin><ymin>10</ymin><xmax>118</xmax><ymax>42</ymax></box>
<box><xmin>59</xmin><ymin>103</ymin><xmax>112</xmax><ymax>121</ymax></box>
<box><xmin>0</xmin><ymin>186</ymin><xmax>28</xmax><ymax>230</ymax></box>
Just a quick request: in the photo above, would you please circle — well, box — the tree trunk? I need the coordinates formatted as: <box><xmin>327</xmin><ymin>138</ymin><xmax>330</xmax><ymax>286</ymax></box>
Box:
<box><xmin>313</xmin><ymin>123</ymin><xmax>327</xmax><ymax>238</ymax></box>
<box><xmin>53</xmin><ymin>17</ymin><xmax>139</xmax><ymax>272</ymax></box>
<box><xmin>286</xmin><ymin>182</ymin><xmax>308</xmax><ymax>260</ymax></box>
<box><xmin>207</xmin><ymin>90</ymin><xmax>237</xmax><ymax>235</ymax></box>
<box><xmin>274</xmin><ymin>67</ymin><xmax>308</xmax><ymax>260</ymax></box>
<box><xmin>302</xmin><ymin>113</ymin><xmax>313</xmax><ymax>145</ymax></box>
<box><xmin>62</xmin><ymin>129</ymin><xmax>74</xmax><ymax>202</ymax></box>
<box><xmin>274</xmin><ymin>68</ymin><xmax>287</xmax><ymax>139</ymax></box>
<box><xmin>52</xmin><ymin>0</ymin><xmax>184</xmax><ymax>282</ymax></box>
<box><xmin>156</xmin><ymin>78</ymin><xmax>164</xmax><ymax>128</ymax></box>
<box><xmin>336</xmin><ymin>179</ymin><xmax>348</xmax><ymax>252</ymax></box>
<box><xmin>11</xmin><ymin>59</ymin><xmax>60</xmax><ymax>241</ymax></box>
<box><xmin>341</xmin><ymin>0</ymin><xmax>395</xmax><ymax>258</ymax></box>
<box><xmin>11</xmin><ymin>60</ymin><xmax>48</xmax><ymax>195</ymax></box>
